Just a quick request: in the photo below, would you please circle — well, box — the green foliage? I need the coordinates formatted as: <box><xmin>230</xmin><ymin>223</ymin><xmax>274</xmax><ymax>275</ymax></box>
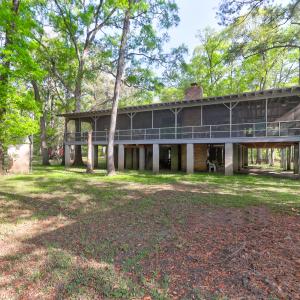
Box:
<box><xmin>176</xmin><ymin>16</ymin><xmax>298</xmax><ymax>98</ymax></box>
<box><xmin>0</xmin><ymin>0</ymin><xmax>43</xmax><ymax>147</ymax></box>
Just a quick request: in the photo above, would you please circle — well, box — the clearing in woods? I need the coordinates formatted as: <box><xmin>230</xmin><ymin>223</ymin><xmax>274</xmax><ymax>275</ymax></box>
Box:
<box><xmin>0</xmin><ymin>166</ymin><xmax>299</xmax><ymax>299</ymax></box>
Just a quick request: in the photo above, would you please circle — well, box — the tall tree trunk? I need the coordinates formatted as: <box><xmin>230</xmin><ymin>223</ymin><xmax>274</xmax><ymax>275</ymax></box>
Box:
<box><xmin>0</xmin><ymin>145</ymin><xmax>4</xmax><ymax>174</ymax></box>
<box><xmin>265</xmin><ymin>149</ymin><xmax>269</xmax><ymax>164</ymax></box>
<box><xmin>32</xmin><ymin>81</ymin><xmax>50</xmax><ymax>165</ymax></box>
<box><xmin>73</xmin><ymin>61</ymin><xmax>84</xmax><ymax>166</ymax></box>
<box><xmin>107</xmin><ymin>7</ymin><xmax>131</xmax><ymax>175</ymax></box>
<box><xmin>256</xmin><ymin>148</ymin><xmax>262</xmax><ymax>165</ymax></box>
<box><xmin>250</xmin><ymin>148</ymin><xmax>254</xmax><ymax>164</ymax></box>
<box><xmin>269</xmin><ymin>148</ymin><xmax>274</xmax><ymax>166</ymax></box>
<box><xmin>40</xmin><ymin>113</ymin><xmax>50</xmax><ymax>165</ymax></box>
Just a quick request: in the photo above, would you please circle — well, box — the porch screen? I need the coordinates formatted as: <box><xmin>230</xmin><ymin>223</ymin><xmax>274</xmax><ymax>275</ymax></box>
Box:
<box><xmin>202</xmin><ymin>104</ymin><xmax>230</xmax><ymax>125</ymax></box>
<box><xmin>178</xmin><ymin>106</ymin><xmax>201</xmax><ymax>127</ymax></box>
<box><xmin>133</xmin><ymin>111</ymin><xmax>152</xmax><ymax>129</ymax></box>
<box><xmin>267</xmin><ymin>97</ymin><xmax>300</xmax><ymax>122</ymax></box>
<box><xmin>232</xmin><ymin>100</ymin><xmax>266</xmax><ymax>124</ymax></box>
<box><xmin>117</xmin><ymin>114</ymin><xmax>130</xmax><ymax>130</ymax></box>
<box><xmin>96</xmin><ymin>115</ymin><xmax>110</xmax><ymax>131</ymax></box>
<box><xmin>153</xmin><ymin>109</ymin><xmax>175</xmax><ymax>128</ymax></box>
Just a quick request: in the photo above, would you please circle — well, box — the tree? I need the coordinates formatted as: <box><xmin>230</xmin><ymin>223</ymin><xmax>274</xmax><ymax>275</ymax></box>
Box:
<box><xmin>107</xmin><ymin>2</ymin><xmax>131</xmax><ymax>175</ymax></box>
<box><xmin>218</xmin><ymin>0</ymin><xmax>300</xmax><ymax>83</ymax></box>
<box><xmin>0</xmin><ymin>0</ymin><xmax>41</xmax><ymax>172</ymax></box>
<box><xmin>106</xmin><ymin>0</ymin><xmax>181</xmax><ymax>175</ymax></box>
<box><xmin>179</xmin><ymin>20</ymin><xmax>298</xmax><ymax>97</ymax></box>
<box><xmin>32</xmin><ymin>80</ymin><xmax>50</xmax><ymax>165</ymax></box>
<box><xmin>46</xmin><ymin>0</ymin><xmax>117</xmax><ymax>165</ymax></box>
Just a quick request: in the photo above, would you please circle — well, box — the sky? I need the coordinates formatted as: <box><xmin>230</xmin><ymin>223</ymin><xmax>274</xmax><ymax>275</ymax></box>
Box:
<box><xmin>166</xmin><ymin>0</ymin><xmax>290</xmax><ymax>55</ymax></box>
<box><xmin>167</xmin><ymin>0</ymin><xmax>221</xmax><ymax>55</ymax></box>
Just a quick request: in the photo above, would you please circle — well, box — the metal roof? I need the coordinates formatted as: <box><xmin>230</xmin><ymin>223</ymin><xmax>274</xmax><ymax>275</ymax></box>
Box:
<box><xmin>59</xmin><ymin>86</ymin><xmax>300</xmax><ymax>119</ymax></box>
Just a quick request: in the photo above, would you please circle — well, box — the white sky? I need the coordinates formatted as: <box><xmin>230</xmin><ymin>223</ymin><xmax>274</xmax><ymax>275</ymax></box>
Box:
<box><xmin>166</xmin><ymin>0</ymin><xmax>291</xmax><ymax>55</ymax></box>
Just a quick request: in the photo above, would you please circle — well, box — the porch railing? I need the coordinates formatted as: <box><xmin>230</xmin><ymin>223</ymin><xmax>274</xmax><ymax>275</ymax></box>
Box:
<box><xmin>65</xmin><ymin>120</ymin><xmax>300</xmax><ymax>143</ymax></box>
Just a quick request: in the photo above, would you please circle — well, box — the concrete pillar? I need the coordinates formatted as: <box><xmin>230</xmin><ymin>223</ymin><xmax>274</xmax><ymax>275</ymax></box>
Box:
<box><xmin>281</xmin><ymin>148</ymin><xmax>287</xmax><ymax>170</ymax></box>
<box><xmin>139</xmin><ymin>146</ymin><xmax>145</xmax><ymax>171</ymax></box>
<box><xmin>86</xmin><ymin>131</ymin><xmax>94</xmax><ymax>173</ymax></box>
<box><xmin>233</xmin><ymin>144</ymin><xmax>239</xmax><ymax>172</ymax></box>
<box><xmin>294</xmin><ymin>143</ymin><xmax>300</xmax><ymax>175</ymax></box>
<box><xmin>186</xmin><ymin>143</ymin><xmax>194</xmax><ymax>174</ymax></box>
<box><xmin>94</xmin><ymin>145</ymin><xmax>98</xmax><ymax>168</ymax></box>
<box><xmin>132</xmin><ymin>148</ymin><xmax>138</xmax><ymax>170</ymax></box>
<box><xmin>286</xmin><ymin>146</ymin><xmax>291</xmax><ymax>171</ymax></box>
<box><xmin>118</xmin><ymin>144</ymin><xmax>124</xmax><ymax>171</ymax></box>
<box><xmin>65</xmin><ymin>144</ymin><xmax>71</xmax><ymax>167</ymax></box>
<box><xmin>171</xmin><ymin>145</ymin><xmax>179</xmax><ymax>171</ymax></box>
<box><xmin>225</xmin><ymin>143</ymin><xmax>233</xmax><ymax>176</ymax></box>
<box><xmin>153</xmin><ymin>144</ymin><xmax>159</xmax><ymax>173</ymax></box>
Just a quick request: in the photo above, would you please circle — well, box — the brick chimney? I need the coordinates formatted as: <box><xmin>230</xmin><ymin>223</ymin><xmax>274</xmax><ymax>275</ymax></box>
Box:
<box><xmin>184</xmin><ymin>83</ymin><xmax>203</xmax><ymax>101</ymax></box>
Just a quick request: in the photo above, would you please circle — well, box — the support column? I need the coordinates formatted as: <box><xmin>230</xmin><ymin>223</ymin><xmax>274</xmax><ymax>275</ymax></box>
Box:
<box><xmin>139</xmin><ymin>146</ymin><xmax>145</xmax><ymax>171</ymax></box>
<box><xmin>86</xmin><ymin>131</ymin><xmax>94</xmax><ymax>173</ymax></box>
<box><xmin>171</xmin><ymin>145</ymin><xmax>179</xmax><ymax>171</ymax></box>
<box><xmin>294</xmin><ymin>143</ymin><xmax>300</xmax><ymax>175</ymax></box>
<box><xmin>225</xmin><ymin>143</ymin><xmax>233</xmax><ymax>176</ymax></box>
<box><xmin>118</xmin><ymin>144</ymin><xmax>124</xmax><ymax>171</ymax></box>
<box><xmin>65</xmin><ymin>144</ymin><xmax>71</xmax><ymax>167</ymax></box>
<box><xmin>186</xmin><ymin>143</ymin><xmax>194</xmax><ymax>174</ymax></box>
<box><xmin>94</xmin><ymin>145</ymin><xmax>98</xmax><ymax>168</ymax></box>
<box><xmin>153</xmin><ymin>144</ymin><xmax>159</xmax><ymax>173</ymax></box>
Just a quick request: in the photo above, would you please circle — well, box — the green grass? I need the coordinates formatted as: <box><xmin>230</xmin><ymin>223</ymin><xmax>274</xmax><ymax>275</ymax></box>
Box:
<box><xmin>0</xmin><ymin>165</ymin><xmax>299</xmax><ymax>299</ymax></box>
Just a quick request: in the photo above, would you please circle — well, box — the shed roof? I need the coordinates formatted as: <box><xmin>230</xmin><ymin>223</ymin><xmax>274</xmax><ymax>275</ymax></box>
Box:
<box><xmin>59</xmin><ymin>86</ymin><xmax>300</xmax><ymax>119</ymax></box>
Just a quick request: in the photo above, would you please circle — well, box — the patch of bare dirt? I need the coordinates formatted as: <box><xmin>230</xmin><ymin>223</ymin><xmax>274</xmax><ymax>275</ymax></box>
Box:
<box><xmin>141</xmin><ymin>206</ymin><xmax>300</xmax><ymax>299</ymax></box>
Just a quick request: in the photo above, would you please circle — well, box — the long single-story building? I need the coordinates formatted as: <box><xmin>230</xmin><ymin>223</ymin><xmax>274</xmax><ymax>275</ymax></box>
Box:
<box><xmin>60</xmin><ymin>85</ymin><xmax>300</xmax><ymax>176</ymax></box>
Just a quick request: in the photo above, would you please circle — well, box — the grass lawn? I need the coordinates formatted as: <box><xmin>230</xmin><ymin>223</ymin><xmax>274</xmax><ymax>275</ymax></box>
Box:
<box><xmin>0</xmin><ymin>165</ymin><xmax>299</xmax><ymax>299</ymax></box>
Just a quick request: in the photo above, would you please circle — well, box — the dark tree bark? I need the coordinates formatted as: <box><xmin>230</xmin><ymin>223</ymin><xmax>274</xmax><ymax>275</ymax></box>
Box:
<box><xmin>73</xmin><ymin>119</ymin><xmax>84</xmax><ymax>166</ymax></box>
<box><xmin>32</xmin><ymin>81</ymin><xmax>50</xmax><ymax>165</ymax></box>
<box><xmin>40</xmin><ymin>112</ymin><xmax>50</xmax><ymax>165</ymax></box>
<box><xmin>72</xmin><ymin>60</ymin><xmax>84</xmax><ymax>166</ymax></box>
<box><xmin>107</xmin><ymin>6</ymin><xmax>131</xmax><ymax>175</ymax></box>
<box><xmin>256</xmin><ymin>148</ymin><xmax>262</xmax><ymax>165</ymax></box>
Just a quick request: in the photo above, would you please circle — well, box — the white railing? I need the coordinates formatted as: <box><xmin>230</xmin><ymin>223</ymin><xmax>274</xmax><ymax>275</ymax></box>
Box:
<box><xmin>65</xmin><ymin>120</ymin><xmax>300</xmax><ymax>143</ymax></box>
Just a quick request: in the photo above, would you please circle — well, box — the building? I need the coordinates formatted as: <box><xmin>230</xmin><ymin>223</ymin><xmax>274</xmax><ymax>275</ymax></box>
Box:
<box><xmin>60</xmin><ymin>85</ymin><xmax>300</xmax><ymax>176</ymax></box>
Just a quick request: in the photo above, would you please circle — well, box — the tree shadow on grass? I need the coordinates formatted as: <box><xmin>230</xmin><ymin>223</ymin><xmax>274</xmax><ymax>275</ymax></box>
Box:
<box><xmin>1</xmin><ymin>182</ymin><xmax>300</xmax><ymax>299</ymax></box>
